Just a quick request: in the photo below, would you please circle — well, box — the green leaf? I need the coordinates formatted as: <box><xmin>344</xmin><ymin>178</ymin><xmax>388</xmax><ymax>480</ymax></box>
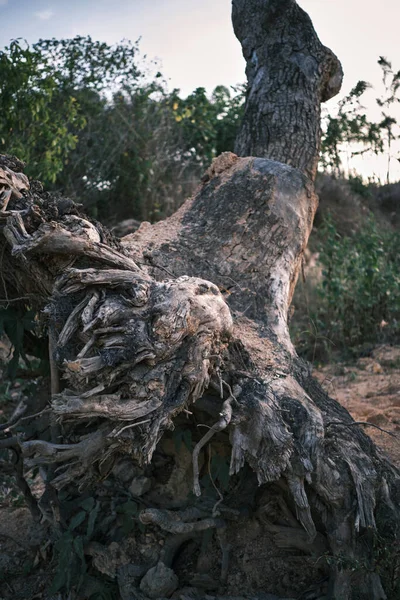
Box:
<box><xmin>69</xmin><ymin>510</ymin><xmax>86</xmax><ymax>531</ymax></box>
<box><xmin>87</xmin><ymin>500</ymin><xmax>100</xmax><ymax>539</ymax></box>
<box><xmin>73</xmin><ymin>535</ymin><xmax>86</xmax><ymax>565</ymax></box>
<box><xmin>118</xmin><ymin>500</ymin><xmax>138</xmax><ymax>516</ymax></box>
<box><xmin>49</xmin><ymin>568</ymin><xmax>68</xmax><ymax>594</ymax></box>
<box><xmin>79</xmin><ymin>496</ymin><xmax>95</xmax><ymax>512</ymax></box>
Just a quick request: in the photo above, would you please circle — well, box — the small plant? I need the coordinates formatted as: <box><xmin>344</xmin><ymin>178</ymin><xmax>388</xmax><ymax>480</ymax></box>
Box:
<box><xmin>49</xmin><ymin>492</ymin><xmax>146</xmax><ymax>597</ymax></box>
<box><xmin>291</xmin><ymin>215</ymin><xmax>400</xmax><ymax>360</ymax></box>
<box><xmin>316</xmin><ymin>216</ymin><xmax>400</xmax><ymax>350</ymax></box>
<box><xmin>50</xmin><ymin>496</ymin><xmax>100</xmax><ymax>595</ymax></box>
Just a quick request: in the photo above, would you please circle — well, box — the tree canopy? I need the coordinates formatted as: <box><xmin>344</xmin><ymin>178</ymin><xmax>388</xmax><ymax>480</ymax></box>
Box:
<box><xmin>0</xmin><ymin>37</ymin><xmax>245</xmax><ymax>223</ymax></box>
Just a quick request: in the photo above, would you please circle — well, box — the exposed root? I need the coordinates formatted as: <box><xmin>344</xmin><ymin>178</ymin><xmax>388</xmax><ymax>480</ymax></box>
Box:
<box><xmin>139</xmin><ymin>507</ymin><xmax>225</xmax><ymax>534</ymax></box>
<box><xmin>216</xmin><ymin>526</ymin><xmax>231</xmax><ymax>583</ymax></box>
<box><xmin>20</xmin><ymin>429</ymin><xmax>108</xmax><ymax>489</ymax></box>
<box><xmin>260</xmin><ymin>519</ymin><xmax>327</xmax><ymax>555</ymax></box>
<box><xmin>160</xmin><ymin>532</ymin><xmax>198</xmax><ymax>568</ymax></box>
<box><xmin>193</xmin><ymin>397</ymin><xmax>233</xmax><ymax>497</ymax></box>
<box><xmin>0</xmin><ymin>400</ymin><xmax>27</xmax><ymax>432</ymax></box>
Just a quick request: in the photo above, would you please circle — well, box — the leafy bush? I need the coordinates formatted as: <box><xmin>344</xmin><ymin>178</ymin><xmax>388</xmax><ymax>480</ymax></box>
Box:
<box><xmin>0</xmin><ymin>36</ymin><xmax>245</xmax><ymax>225</ymax></box>
<box><xmin>293</xmin><ymin>216</ymin><xmax>400</xmax><ymax>359</ymax></box>
<box><xmin>0</xmin><ymin>39</ymin><xmax>85</xmax><ymax>183</ymax></box>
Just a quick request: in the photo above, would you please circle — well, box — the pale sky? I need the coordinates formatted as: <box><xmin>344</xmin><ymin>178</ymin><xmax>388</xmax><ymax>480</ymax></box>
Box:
<box><xmin>0</xmin><ymin>0</ymin><xmax>399</xmax><ymax>181</ymax></box>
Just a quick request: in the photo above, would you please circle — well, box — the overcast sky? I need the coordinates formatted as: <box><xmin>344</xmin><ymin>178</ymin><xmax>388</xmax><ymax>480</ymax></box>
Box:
<box><xmin>1</xmin><ymin>0</ymin><xmax>399</xmax><ymax>180</ymax></box>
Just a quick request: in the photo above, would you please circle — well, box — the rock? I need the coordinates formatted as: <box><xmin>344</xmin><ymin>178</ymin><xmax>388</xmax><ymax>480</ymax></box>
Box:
<box><xmin>87</xmin><ymin>541</ymin><xmax>129</xmax><ymax>578</ymax></box>
<box><xmin>140</xmin><ymin>561</ymin><xmax>179</xmax><ymax>599</ymax></box>
<box><xmin>130</xmin><ymin>476</ymin><xmax>152</xmax><ymax>497</ymax></box>
<box><xmin>171</xmin><ymin>587</ymin><xmax>200</xmax><ymax>599</ymax></box>
<box><xmin>112</xmin><ymin>218</ymin><xmax>141</xmax><ymax>238</ymax></box>
<box><xmin>112</xmin><ymin>458</ymin><xmax>138</xmax><ymax>483</ymax></box>
<box><xmin>118</xmin><ymin>563</ymin><xmax>151</xmax><ymax>600</ymax></box>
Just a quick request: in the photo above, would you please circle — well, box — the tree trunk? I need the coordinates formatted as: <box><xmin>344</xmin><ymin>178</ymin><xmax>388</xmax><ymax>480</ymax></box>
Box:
<box><xmin>233</xmin><ymin>0</ymin><xmax>343</xmax><ymax>180</ymax></box>
<box><xmin>0</xmin><ymin>3</ymin><xmax>399</xmax><ymax>600</ymax></box>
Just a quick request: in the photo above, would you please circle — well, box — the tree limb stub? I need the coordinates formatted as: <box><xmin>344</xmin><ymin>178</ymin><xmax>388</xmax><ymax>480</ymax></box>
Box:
<box><xmin>193</xmin><ymin>396</ymin><xmax>233</xmax><ymax>496</ymax></box>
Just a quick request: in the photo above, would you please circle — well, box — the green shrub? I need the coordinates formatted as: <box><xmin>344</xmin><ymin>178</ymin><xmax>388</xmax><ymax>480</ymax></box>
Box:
<box><xmin>291</xmin><ymin>216</ymin><xmax>399</xmax><ymax>360</ymax></box>
<box><xmin>314</xmin><ymin>216</ymin><xmax>399</xmax><ymax>353</ymax></box>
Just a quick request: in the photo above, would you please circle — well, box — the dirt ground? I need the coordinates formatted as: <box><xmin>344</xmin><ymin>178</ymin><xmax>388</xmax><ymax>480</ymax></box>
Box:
<box><xmin>314</xmin><ymin>344</ymin><xmax>400</xmax><ymax>467</ymax></box>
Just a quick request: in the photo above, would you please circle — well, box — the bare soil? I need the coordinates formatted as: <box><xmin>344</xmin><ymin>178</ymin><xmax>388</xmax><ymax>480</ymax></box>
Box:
<box><xmin>314</xmin><ymin>344</ymin><xmax>400</xmax><ymax>467</ymax></box>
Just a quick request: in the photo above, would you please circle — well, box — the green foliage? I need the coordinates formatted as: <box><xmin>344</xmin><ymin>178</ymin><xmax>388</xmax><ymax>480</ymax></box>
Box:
<box><xmin>347</xmin><ymin>173</ymin><xmax>373</xmax><ymax>198</ymax></box>
<box><xmin>376</xmin><ymin>56</ymin><xmax>400</xmax><ymax>183</ymax></box>
<box><xmin>320</xmin><ymin>81</ymin><xmax>383</xmax><ymax>174</ymax></box>
<box><xmin>0</xmin><ymin>34</ymin><xmax>244</xmax><ymax>224</ymax></box>
<box><xmin>0</xmin><ymin>473</ymin><xmax>26</xmax><ymax>507</ymax></box>
<box><xmin>116</xmin><ymin>499</ymin><xmax>139</xmax><ymax>535</ymax></box>
<box><xmin>199</xmin><ymin>450</ymin><xmax>231</xmax><ymax>497</ymax></box>
<box><xmin>1</xmin><ymin>33</ymin><xmax>399</xmax><ymax>218</ymax></box>
<box><xmin>0</xmin><ymin>307</ymin><xmax>35</xmax><ymax>378</ymax></box>
<box><xmin>50</xmin><ymin>496</ymin><xmax>101</xmax><ymax>595</ymax></box>
<box><xmin>0</xmin><ymin>303</ymin><xmax>48</xmax><ymax>380</ymax></box>
<box><xmin>173</xmin><ymin>426</ymin><xmax>193</xmax><ymax>452</ymax></box>
<box><xmin>210</xmin><ymin>453</ymin><xmax>230</xmax><ymax>491</ymax></box>
<box><xmin>0</xmin><ymin>36</ymin><xmax>142</xmax><ymax>192</ymax></box>
<box><xmin>0</xmin><ymin>40</ymin><xmax>84</xmax><ymax>184</ymax></box>
<box><xmin>0</xmin><ymin>34</ymin><xmax>245</xmax><ymax>224</ymax></box>
<box><xmin>36</xmin><ymin>36</ymin><xmax>140</xmax><ymax>92</ymax></box>
<box><xmin>321</xmin><ymin>57</ymin><xmax>400</xmax><ymax>181</ymax></box>
<box><xmin>49</xmin><ymin>493</ymin><xmax>145</xmax><ymax>595</ymax></box>
<box><xmin>59</xmin><ymin>81</ymin><xmax>194</xmax><ymax>223</ymax></box>
<box><xmin>170</xmin><ymin>84</ymin><xmax>245</xmax><ymax>166</ymax></box>
<box><xmin>56</xmin><ymin>80</ymin><xmax>244</xmax><ymax>223</ymax></box>
<box><xmin>314</xmin><ymin>217</ymin><xmax>399</xmax><ymax>352</ymax></box>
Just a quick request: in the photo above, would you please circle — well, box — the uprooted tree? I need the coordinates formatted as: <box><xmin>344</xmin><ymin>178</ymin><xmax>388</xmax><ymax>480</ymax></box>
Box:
<box><xmin>0</xmin><ymin>1</ymin><xmax>399</xmax><ymax>599</ymax></box>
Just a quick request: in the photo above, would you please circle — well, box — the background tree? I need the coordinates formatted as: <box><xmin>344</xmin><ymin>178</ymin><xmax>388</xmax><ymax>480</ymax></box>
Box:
<box><xmin>376</xmin><ymin>56</ymin><xmax>400</xmax><ymax>184</ymax></box>
<box><xmin>320</xmin><ymin>81</ymin><xmax>383</xmax><ymax>175</ymax></box>
<box><xmin>320</xmin><ymin>57</ymin><xmax>400</xmax><ymax>182</ymax></box>
<box><xmin>0</xmin><ymin>39</ymin><xmax>85</xmax><ymax>183</ymax></box>
<box><xmin>0</xmin><ymin>37</ymin><xmax>245</xmax><ymax>225</ymax></box>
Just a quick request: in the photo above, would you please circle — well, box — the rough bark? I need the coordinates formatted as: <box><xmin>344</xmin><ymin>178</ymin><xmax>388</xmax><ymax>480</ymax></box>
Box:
<box><xmin>0</xmin><ymin>3</ymin><xmax>399</xmax><ymax>600</ymax></box>
<box><xmin>232</xmin><ymin>0</ymin><xmax>343</xmax><ymax>180</ymax></box>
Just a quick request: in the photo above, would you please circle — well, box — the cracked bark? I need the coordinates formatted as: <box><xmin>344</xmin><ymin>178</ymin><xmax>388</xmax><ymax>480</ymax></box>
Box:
<box><xmin>232</xmin><ymin>0</ymin><xmax>343</xmax><ymax>180</ymax></box>
<box><xmin>0</xmin><ymin>2</ymin><xmax>399</xmax><ymax>600</ymax></box>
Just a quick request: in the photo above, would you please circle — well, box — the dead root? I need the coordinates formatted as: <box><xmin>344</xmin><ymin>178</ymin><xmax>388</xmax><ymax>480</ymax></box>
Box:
<box><xmin>193</xmin><ymin>396</ymin><xmax>233</xmax><ymax>497</ymax></box>
<box><xmin>139</xmin><ymin>507</ymin><xmax>225</xmax><ymax>534</ymax></box>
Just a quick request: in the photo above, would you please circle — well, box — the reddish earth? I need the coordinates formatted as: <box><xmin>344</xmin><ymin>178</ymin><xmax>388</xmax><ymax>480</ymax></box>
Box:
<box><xmin>314</xmin><ymin>344</ymin><xmax>400</xmax><ymax>467</ymax></box>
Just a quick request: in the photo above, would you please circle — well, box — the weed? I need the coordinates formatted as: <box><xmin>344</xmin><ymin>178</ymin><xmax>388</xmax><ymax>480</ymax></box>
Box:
<box><xmin>291</xmin><ymin>215</ymin><xmax>400</xmax><ymax>361</ymax></box>
<box><xmin>317</xmin><ymin>216</ymin><xmax>400</xmax><ymax>348</ymax></box>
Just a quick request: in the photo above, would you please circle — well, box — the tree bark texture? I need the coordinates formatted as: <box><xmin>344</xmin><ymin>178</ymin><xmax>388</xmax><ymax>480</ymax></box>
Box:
<box><xmin>0</xmin><ymin>3</ymin><xmax>399</xmax><ymax>600</ymax></box>
<box><xmin>233</xmin><ymin>0</ymin><xmax>343</xmax><ymax>180</ymax></box>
